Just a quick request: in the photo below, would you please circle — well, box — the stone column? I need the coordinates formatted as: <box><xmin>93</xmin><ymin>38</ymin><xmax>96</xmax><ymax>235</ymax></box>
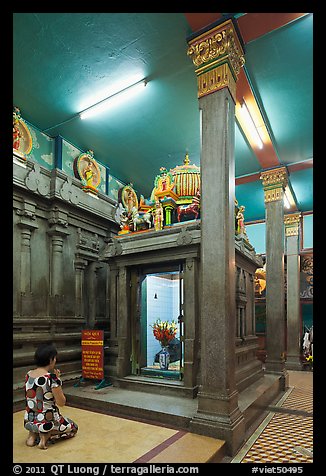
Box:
<box><xmin>16</xmin><ymin>206</ymin><xmax>38</xmax><ymax>295</ymax></box>
<box><xmin>284</xmin><ymin>213</ymin><xmax>302</xmax><ymax>370</ymax></box>
<box><xmin>48</xmin><ymin>229</ymin><xmax>69</xmax><ymax>296</ymax></box>
<box><xmin>108</xmin><ymin>264</ymin><xmax>119</xmax><ymax>341</ymax></box>
<box><xmin>187</xmin><ymin>18</ymin><xmax>246</xmax><ymax>455</ymax></box>
<box><xmin>87</xmin><ymin>262</ymin><xmax>101</xmax><ymax>328</ymax></box>
<box><xmin>183</xmin><ymin>257</ymin><xmax>198</xmax><ymax>390</ymax></box>
<box><xmin>116</xmin><ymin>265</ymin><xmax>130</xmax><ymax>377</ymax></box>
<box><xmin>18</xmin><ymin>227</ymin><xmax>34</xmax><ymax>294</ymax></box>
<box><xmin>74</xmin><ymin>258</ymin><xmax>88</xmax><ymax>318</ymax></box>
<box><xmin>260</xmin><ymin>167</ymin><xmax>289</xmax><ymax>386</ymax></box>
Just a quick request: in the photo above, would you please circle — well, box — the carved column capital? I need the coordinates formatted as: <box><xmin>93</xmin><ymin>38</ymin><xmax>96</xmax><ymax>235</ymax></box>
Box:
<box><xmin>260</xmin><ymin>166</ymin><xmax>288</xmax><ymax>203</ymax></box>
<box><xmin>187</xmin><ymin>18</ymin><xmax>245</xmax><ymax>102</ymax></box>
<box><xmin>284</xmin><ymin>212</ymin><xmax>301</xmax><ymax>237</ymax></box>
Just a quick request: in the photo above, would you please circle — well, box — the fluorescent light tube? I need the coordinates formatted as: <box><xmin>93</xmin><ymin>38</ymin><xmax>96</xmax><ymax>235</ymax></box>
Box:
<box><xmin>241</xmin><ymin>101</ymin><xmax>264</xmax><ymax>150</ymax></box>
<box><xmin>80</xmin><ymin>79</ymin><xmax>147</xmax><ymax>120</ymax></box>
<box><xmin>284</xmin><ymin>193</ymin><xmax>291</xmax><ymax>209</ymax></box>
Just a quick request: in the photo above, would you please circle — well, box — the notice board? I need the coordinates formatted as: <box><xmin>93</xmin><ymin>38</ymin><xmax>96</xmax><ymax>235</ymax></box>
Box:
<box><xmin>81</xmin><ymin>330</ymin><xmax>104</xmax><ymax>380</ymax></box>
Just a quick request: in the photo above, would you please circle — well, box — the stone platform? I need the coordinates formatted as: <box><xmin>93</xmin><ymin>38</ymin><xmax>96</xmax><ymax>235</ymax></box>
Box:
<box><xmin>61</xmin><ymin>372</ymin><xmax>284</xmax><ymax>453</ymax></box>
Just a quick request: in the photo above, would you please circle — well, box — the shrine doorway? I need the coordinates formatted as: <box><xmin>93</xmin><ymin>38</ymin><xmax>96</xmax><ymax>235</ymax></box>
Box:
<box><xmin>131</xmin><ymin>264</ymin><xmax>184</xmax><ymax>381</ymax></box>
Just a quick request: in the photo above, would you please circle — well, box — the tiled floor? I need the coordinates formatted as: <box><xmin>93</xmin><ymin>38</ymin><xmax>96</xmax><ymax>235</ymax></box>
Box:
<box><xmin>13</xmin><ymin>370</ymin><xmax>312</xmax><ymax>464</ymax></box>
<box><xmin>231</xmin><ymin>370</ymin><xmax>313</xmax><ymax>463</ymax></box>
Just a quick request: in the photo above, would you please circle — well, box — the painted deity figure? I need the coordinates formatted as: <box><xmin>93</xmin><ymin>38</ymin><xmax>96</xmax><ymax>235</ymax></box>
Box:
<box><xmin>84</xmin><ymin>162</ymin><xmax>94</xmax><ymax>187</ymax></box>
<box><xmin>123</xmin><ymin>187</ymin><xmax>138</xmax><ymax>214</ymax></box>
<box><xmin>13</xmin><ymin>121</ymin><xmax>21</xmax><ymax>150</ymax></box>
<box><xmin>154</xmin><ymin>199</ymin><xmax>164</xmax><ymax>230</ymax></box>
<box><xmin>236</xmin><ymin>205</ymin><xmax>246</xmax><ymax>235</ymax></box>
<box><xmin>156</xmin><ymin>167</ymin><xmax>174</xmax><ymax>193</ymax></box>
<box><xmin>115</xmin><ymin>203</ymin><xmax>130</xmax><ymax>232</ymax></box>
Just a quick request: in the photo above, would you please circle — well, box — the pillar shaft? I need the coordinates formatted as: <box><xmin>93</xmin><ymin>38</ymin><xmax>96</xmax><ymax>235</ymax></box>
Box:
<box><xmin>74</xmin><ymin>259</ymin><xmax>87</xmax><ymax>318</ymax></box>
<box><xmin>50</xmin><ymin>235</ymin><xmax>64</xmax><ymax>296</ymax></box>
<box><xmin>260</xmin><ymin>168</ymin><xmax>288</xmax><ymax>381</ymax></box>
<box><xmin>187</xmin><ymin>17</ymin><xmax>246</xmax><ymax>455</ymax></box>
<box><xmin>20</xmin><ymin>228</ymin><xmax>32</xmax><ymax>294</ymax></box>
<box><xmin>285</xmin><ymin>213</ymin><xmax>301</xmax><ymax>370</ymax></box>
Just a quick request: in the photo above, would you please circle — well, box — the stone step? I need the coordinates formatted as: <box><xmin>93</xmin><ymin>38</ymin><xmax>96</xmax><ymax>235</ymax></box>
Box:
<box><xmin>64</xmin><ymin>381</ymin><xmax>198</xmax><ymax>430</ymax></box>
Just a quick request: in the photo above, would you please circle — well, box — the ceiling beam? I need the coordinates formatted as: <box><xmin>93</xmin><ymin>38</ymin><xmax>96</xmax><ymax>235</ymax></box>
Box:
<box><xmin>237</xmin><ymin>13</ymin><xmax>308</xmax><ymax>43</ymax></box>
<box><xmin>184</xmin><ymin>13</ymin><xmax>310</xmax><ymax>174</ymax></box>
<box><xmin>235</xmin><ymin>159</ymin><xmax>313</xmax><ymax>185</ymax></box>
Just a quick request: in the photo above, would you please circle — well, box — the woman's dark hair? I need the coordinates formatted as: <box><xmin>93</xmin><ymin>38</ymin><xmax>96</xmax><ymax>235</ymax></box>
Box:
<box><xmin>34</xmin><ymin>342</ymin><xmax>58</xmax><ymax>367</ymax></box>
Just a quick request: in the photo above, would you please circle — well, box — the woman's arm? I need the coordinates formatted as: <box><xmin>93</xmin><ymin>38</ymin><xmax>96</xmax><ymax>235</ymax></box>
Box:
<box><xmin>52</xmin><ymin>385</ymin><xmax>66</xmax><ymax>407</ymax></box>
<box><xmin>51</xmin><ymin>368</ymin><xmax>66</xmax><ymax>407</ymax></box>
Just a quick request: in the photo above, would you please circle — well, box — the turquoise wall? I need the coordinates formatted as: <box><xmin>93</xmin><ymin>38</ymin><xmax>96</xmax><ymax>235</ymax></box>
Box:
<box><xmin>21</xmin><ymin>118</ymin><xmax>123</xmax><ymax>200</ymax></box>
<box><xmin>25</xmin><ymin>121</ymin><xmax>55</xmax><ymax>170</ymax></box>
<box><xmin>303</xmin><ymin>214</ymin><xmax>313</xmax><ymax>249</ymax></box>
<box><xmin>246</xmin><ymin>222</ymin><xmax>266</xmax><ymax>254</ymax></box>
<box><xmin>246</xmin><ymin>214</ymin><xmax>313</xmax><ymax>255</ymax></box>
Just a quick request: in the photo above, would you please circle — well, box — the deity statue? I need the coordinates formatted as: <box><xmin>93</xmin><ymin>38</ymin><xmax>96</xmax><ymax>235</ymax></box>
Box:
<box><xmin>84</xmin><ymin>162</ymin><xmax>94</xmax><ymax>187</ymax></box>
<box><xmin>13</xmin><ymin>107</ymin><xmax>22</xmax><ymax>151</ymax></box>
<box><xmin>13</xmin><ymin>123</ymin><xmax>21</xmax><ymax>150</ymax></box>
<box><xmin>153</xmin><ymin>199</ymin><xmax>164</xmax><ymax>231</ymax></box>
<box><xmin>121</xmin><ymin>184</ymin><xmax>138</xmax><ymax>214</ymax></box>
<box><xmin>236</xmin><ymin>205</ymin><xmax>246</xmax><ymax>235</ymax></box>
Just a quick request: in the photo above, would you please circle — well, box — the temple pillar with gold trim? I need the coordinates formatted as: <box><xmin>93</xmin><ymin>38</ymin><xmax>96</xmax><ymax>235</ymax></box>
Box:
<box><xmin>260</xmin><ymin>167</ymin><xmax>289</xmax><ymax>387</ymax></box>
<box><xmin>187</xmin><ymin>18</ymin><xmax>246</xmax><ymax>455</ymax></box>
<box><xmin>284</xmin><ymin>212</ymin><xmax>302</xmax><ymax>370</ymax></box>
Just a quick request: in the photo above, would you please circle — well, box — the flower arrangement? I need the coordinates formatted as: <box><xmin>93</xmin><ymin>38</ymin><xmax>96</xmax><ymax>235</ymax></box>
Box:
<box><xmin>151</xmin><ymin>319</ymin><xmax>178</xmax><ymax>348</ymax></box>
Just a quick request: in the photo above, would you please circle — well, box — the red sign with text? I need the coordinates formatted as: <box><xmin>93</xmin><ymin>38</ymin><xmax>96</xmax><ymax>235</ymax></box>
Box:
<box><xmin>81</xmin><ymin>330</ymin><xmax>104</xmax><ymax>380</ymax></box>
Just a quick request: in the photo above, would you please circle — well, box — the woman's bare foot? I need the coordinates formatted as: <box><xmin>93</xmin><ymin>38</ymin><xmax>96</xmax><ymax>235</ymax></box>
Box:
<box><xmin>38</xmin><ymin>433</ymin><xmax>51</xmax><ymax>450</ymax></box>
<box><xmin>26</xmin><ymin>432</ymin><xmax>37</xmax><ymax>447</ymax></box>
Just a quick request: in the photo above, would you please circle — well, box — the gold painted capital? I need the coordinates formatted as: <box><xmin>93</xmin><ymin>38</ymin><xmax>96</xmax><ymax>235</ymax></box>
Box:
<box><xmin>187</xmin><ymin>19</ymin><xmax>245</xmax><ymax>100</ymax></box>
<box><xmin>260</xmin><ymin>167</ymin><xmax>288</xmax><ymax>203</ymax></box>
<box><xmin>284</xmin><ymin>213</ymin><xmax>301</xmax><ymax>236</ymax></box>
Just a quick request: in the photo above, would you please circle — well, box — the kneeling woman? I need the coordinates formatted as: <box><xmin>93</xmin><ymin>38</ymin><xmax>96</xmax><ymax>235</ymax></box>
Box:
<box><xmin>24</xmin><ymin>342</ymin><xmax>78</xmax><ymax>449</ymax></box>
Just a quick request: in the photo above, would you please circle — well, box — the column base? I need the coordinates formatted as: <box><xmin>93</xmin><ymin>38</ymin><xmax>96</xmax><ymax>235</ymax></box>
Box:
<box><xmin>190</xmin><ymin>408</ymin><xmax>245</xmax><ymax>456</ymax></box>
<box><xmin>265</xmin><ymin>361</ymin><xmax>289</xmax><ymax>390</ymax></box>
<box><xmin>189</xmin><ymin>389</ymin><xmax>245</xmax><ymax>456</ymax></box>
<box><xmin>285</xmin><ymin>355</ymin><xmax>302</xmax><ymax>371</ymax></box>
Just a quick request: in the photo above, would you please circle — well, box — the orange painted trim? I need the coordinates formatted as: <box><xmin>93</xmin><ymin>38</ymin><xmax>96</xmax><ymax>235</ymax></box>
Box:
<box><xmin>237</xmin><ymin>13</ymin><xmax>308</xmax><ymax>44</ymax></box>
<box><xmin>288</xmin><ymin>160</ymin><xmax>313</xmax><ymax>173</ymax></box>
<box><xmin>236</xmin><ymin>172</ymin><xmax>261</xmax><ymax>185</ymax></box>
<box><xmin>184</xmin><ymin>13</ymin><xmax>222</xmax><ymax>32</ymax></box>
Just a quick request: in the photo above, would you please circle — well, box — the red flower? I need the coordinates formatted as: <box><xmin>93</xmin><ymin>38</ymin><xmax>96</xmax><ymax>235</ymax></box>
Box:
<box><xmin>150</xmin><ymin>319</ymin><xmax>177</xmax><ymax>347</ymax></box>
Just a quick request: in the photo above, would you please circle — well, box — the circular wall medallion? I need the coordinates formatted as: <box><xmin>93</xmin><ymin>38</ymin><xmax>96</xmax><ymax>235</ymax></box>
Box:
<box><xmin>13</xmin><ymin>118</ymin><xmax>33</xmax><ymax>156</ymax></box>
<box><xmin>120</xmin><ymin>184</ymin><xmax>138</xmax><ymax>213</ymax></box>
<box><xmin>74</xmin><ymin>151</ymin><xmax>101</xmax><ymax>189</ymax></box>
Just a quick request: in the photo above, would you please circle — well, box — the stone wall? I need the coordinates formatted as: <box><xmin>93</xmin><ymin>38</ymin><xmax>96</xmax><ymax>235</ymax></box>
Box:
<box><xmin>13</xmin><ymin>156</ymin><xmax>119</xmax><ymax>403</ymax></box>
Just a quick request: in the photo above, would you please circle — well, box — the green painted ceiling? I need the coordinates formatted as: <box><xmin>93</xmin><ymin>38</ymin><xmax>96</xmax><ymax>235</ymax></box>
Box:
<box><xmin>13</xmin><ymin>13</ymin><xmax>313</xmax><ymax>222</ymax></box>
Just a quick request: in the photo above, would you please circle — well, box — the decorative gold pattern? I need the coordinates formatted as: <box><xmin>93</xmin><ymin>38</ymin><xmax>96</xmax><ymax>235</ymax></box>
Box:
<box><xmin>263</xmin><ymin>187</ymin><xmax>283</xmax><ymax>203</ymax></box>
<box><xmin>260</xmin><ymin>167</ymin><xmax>288</xmax><ymax>203</ymax></box>
<box><xmin>197</xmin><ymin>63</ymin><xmax>236</xmax><ymax>102</ymax></box>
<box><xmin>284</xmin><ymin>213</ymin><xmax>301</xmax><ymax>236</ymax></box>
<box><xmin>187</xmin><ymin>19</ymin><xmax>244</xmax><ymax>99</ymax></box>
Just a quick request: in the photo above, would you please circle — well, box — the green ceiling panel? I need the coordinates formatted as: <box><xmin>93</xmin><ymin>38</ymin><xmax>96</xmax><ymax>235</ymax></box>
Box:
<box><xmin>13</xmin><ymin>13</ymin><xmax>313</xmax><ymax>221</ymax></box>
<box><xmin>289</xmin><ymin>168</ymin><xmax>313</xmax><ymax>212</ymax></box>
<box><xmin>244</xmin><ymin>14</ymin><xmax>313</xmax><ymax>166</ymax></box>
<box><xmin>235</xmin><ymin>181</ymin><xmax>265</xmax><ymax>222</ymax></box>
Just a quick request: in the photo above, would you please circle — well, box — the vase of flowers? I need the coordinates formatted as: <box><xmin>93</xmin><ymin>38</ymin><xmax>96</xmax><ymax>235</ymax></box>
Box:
<box><xmin>151</xmin><ymin>319</ymin><xmax>178</xmax><ymax>370</ymax></box>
